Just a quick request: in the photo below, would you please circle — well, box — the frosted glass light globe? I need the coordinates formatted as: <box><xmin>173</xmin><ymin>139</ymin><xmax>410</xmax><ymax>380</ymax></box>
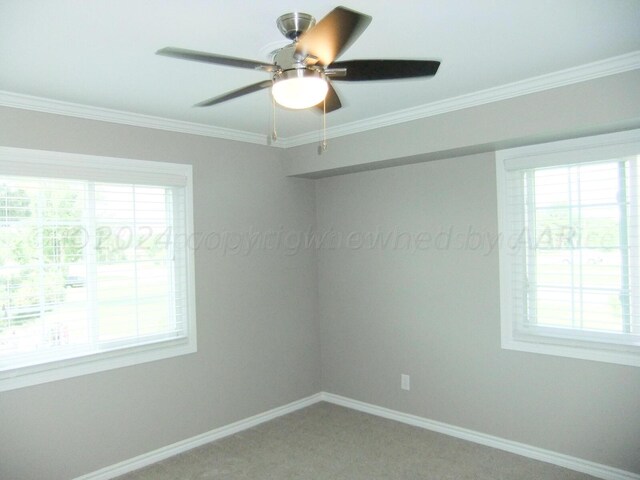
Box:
<box><xmin>272</xmin><ymin>69</ymin><xmax>328</xmax><ymax>109</ymax></box>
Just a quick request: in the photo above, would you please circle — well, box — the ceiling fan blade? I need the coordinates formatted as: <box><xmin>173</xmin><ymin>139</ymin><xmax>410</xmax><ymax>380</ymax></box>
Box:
<box><xmin>295</xmin><ymin>6</ymin><xmax>372</xmax><ymax>66</ymax></box>
<box><xmin>328</xmin><ymin>60</ymin><xmax>440</xmax><ymax>81</ymax></box>
<box><xmin>194</xmin><ymin>80</ymin><xmax>273</xmax><ymax>107</ymax></box>
<box><xmin>313</xmin><ymin>81</ymin><xmax>342</xmax><ymax>113</ymax></box>
<box><xmin>157</xmin><ymin>47</ymin><xmax>275</xmax><ymax>72</ymax></box>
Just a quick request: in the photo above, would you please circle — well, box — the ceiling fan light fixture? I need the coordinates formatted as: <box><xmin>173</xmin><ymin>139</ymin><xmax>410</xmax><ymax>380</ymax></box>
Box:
<box><xmin>272</xmin><ymin>68</ymin><xmax>328</xmax><ymax>110</ymax></box>
<box><xmin>158</xmin><ymin>6</ymin><xmax>441</xmax><ymax>115</ymax></box>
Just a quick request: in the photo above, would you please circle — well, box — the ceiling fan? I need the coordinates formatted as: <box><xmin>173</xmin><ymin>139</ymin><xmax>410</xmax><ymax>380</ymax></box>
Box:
<box><xmin>156</xmin><ymin>5</ymin><xmax>440</xmax><ymax>113</ymax></box>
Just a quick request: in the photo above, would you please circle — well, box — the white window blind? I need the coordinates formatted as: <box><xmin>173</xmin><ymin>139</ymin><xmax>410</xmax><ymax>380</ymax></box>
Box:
<box><xmin>0</xmin><ymin>147</ymin><xmax>196</xmax><ymax>390</ymax></box>
<box><xmin>497</xmin><ymin>129</ymin><xmax>640</xmax><ymax>366</ymax></box>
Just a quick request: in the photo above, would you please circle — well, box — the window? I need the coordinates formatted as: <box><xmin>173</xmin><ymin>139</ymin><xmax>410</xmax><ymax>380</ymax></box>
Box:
<box><xmin>0</xmin><ymin>147</ymin><xmax>196</xmax><ymax>391</ymax></box>
<box><xmin>496</xmin><ymin>129</ymin><xmax>640</xmax><ymax>366</ymax></box>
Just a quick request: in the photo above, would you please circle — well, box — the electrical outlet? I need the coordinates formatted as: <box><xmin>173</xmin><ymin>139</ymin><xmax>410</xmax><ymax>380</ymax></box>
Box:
<box><xmin>401</xmin><ymin>374</ymin><xmax>410</xmax><ymax>391</ymax></box>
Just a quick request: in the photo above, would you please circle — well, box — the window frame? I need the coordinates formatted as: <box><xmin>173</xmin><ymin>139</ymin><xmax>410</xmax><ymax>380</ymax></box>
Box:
<box><xmin>0</xmin><ymin>147</ymin><xmax>197</xmax><ymax>391</ymax></box>
<box><xmin>496</xmin><ymin>129</ymin><xmax>640</xmax><ymax>367</ymax></box>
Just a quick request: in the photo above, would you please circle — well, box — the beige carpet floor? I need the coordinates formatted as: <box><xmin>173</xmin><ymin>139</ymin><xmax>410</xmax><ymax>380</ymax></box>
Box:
<box><xmin>116</xmin><ymin>402</ymin><xmax>596</xmax><ymax>479</ymax></box>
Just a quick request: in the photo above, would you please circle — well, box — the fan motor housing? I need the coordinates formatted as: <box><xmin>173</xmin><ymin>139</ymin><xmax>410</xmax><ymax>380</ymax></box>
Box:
<box><xmin>273</xmin><ymin>44</ymin><xmax>303</xmax><ymax>70</ymax></box>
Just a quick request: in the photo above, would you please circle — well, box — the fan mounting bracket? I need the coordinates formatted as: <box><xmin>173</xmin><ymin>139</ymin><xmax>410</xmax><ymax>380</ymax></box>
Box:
<box><xmin>325</xmin><ymin>68</ymin><xmax>347</xmax><ymax>78</ymax></box>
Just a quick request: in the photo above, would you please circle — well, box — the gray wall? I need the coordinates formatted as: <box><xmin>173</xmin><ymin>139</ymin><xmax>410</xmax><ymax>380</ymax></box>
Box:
<box><xmin>0</xmin><ymin>107</ymin><xmax>321</xmax><ymax>480</ymax></box>
<box><xmin>315</xmin><ymin>152</ymin><xmax>640</xmax><ymax>473</ymax></box>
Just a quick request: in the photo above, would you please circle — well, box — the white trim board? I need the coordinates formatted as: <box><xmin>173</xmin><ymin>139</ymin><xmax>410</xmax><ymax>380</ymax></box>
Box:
<box><xmin>73</xmin><ymin>391</ymin><xmax>639</xmax><ymax>480</ymax></box>
<box><xmin>2</xmin><ymin>51</ymin><xmax>639</xmax><ymax>149</ymax></box>
<box><xmin>73</xmin><ymin>393</ymin><xmax>323</xmax><ymax>480</ymax></box>
<box><xmin>320</xmin><ymin>393</ymin><xmax>640</xmax><ymax>480</ymax></box>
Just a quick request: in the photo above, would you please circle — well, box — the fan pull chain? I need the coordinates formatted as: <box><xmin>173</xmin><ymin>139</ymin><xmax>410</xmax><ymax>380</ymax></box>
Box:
<box><xmin>271</xmin><ymin>96</ymin><xmax>278</xmax><ymax>142</ymax></box>
<box><xmin>323</xmin><ymin>99</ymin><xmax>327</xmax><ymax>150</ymax></box>
<box><xmin>318</xmin><ymin>98</ymin><xmax>327</xmax><ymax>154</ymax></box>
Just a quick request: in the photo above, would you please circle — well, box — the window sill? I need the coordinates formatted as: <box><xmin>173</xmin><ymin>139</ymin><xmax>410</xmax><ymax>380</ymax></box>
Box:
<box><xmin>501</xmin><ymin>334</ymin><xmax>640</xmax><ymax>367</ymax></box>
<box><xmin>0</xmin><ymin>336</ymin><xmax>197</xmax><ymax>392</ymax></box>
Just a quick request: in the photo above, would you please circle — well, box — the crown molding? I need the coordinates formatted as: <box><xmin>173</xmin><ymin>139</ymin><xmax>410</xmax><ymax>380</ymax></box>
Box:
<box><xmin>1</xmin><ymin>51</ymin><xmax>639</xmax><ymax>149</ymax></box>
<box><xmin>279</xmin><ymin>50</ymin><xmax>640</xmax><ymax>148</ymax></box>
<box><xmin>0</xmin><ymin>90</ymin><xmax>269</xmax><ymax>146</ymax></box>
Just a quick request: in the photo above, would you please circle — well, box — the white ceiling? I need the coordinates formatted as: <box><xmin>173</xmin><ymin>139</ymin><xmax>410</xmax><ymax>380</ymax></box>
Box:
<box><xmin>1</xmin><ymin>0</ymin><xmax>639</xmax><ymax>143</ymax></box>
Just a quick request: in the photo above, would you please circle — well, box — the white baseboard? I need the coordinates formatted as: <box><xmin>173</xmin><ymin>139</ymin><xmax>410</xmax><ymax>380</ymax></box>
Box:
<box><xmin>320</xmin><ymin>392</ymin><xmax>639</xmax><ymax>480</ymax></box>
<box><xmin>75</xmin><ymin>391</ymin><xmax>638</xmax><ymax>480</ymax></box>
<box><xmin>73</xmin><ymin>393</ymin><xmax>323</xmax><ymax>480</ymax></box>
